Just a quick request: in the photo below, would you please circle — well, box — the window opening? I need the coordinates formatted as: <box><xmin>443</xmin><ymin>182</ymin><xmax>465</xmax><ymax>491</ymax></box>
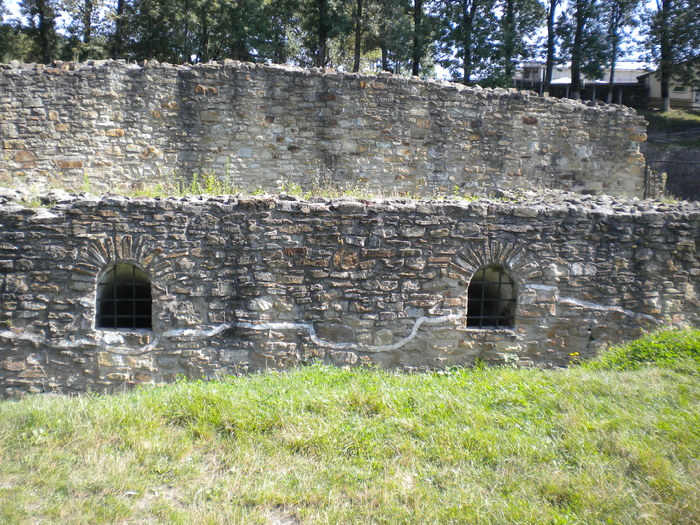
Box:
<box><xmin>96</xmin><ymin>262</ymin><xmax>152</xmax><ymax>330</ymax></box>
<box><xmin>467</xmin><ymin>265</ymin><xmax>515</xmax><ymax>328</ymax></box>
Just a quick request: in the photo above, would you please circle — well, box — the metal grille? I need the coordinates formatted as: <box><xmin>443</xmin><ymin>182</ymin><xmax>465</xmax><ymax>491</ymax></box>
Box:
<box><xmin>467</xmin><ymin>265</ymin><xmax>515</xmax><ymax>328</ymax></box>
<box><xmin>96</xmin><ymin>263</ymin><xmax>152</xmax><ymax>330</ymax></box>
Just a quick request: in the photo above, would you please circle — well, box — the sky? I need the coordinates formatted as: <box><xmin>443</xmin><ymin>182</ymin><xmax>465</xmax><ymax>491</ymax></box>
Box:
<box><xmin>5</xmin><ymin>0</ymin><xmax>19</xmax><ymax>18</ymax></box>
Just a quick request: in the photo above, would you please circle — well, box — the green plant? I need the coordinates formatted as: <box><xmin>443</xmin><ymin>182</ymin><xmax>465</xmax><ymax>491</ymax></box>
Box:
<box><xmin>17</xmin><ymin>197</ymin><xmax>54</xmax><ymax>208</ymax></box>
<box><xmin>586</xmin><ymin>328</ymin><xmax>700</xmax><ymax>371</ymax></box>
<box><xmin>79</xmin><ymin>172</ymin><xmax>91</xmax><ymax>193</ymax></box>
<box><xmin>279</xmin><ymin>178</ymin><xmax>309</xmax><ymax>198</ymax></box>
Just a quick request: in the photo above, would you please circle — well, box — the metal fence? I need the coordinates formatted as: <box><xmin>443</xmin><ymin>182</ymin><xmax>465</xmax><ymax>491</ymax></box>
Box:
<box><xmin>645</xmin><ymin>159</ymin><xmax>700</xmax><ymax>201</ymax></box>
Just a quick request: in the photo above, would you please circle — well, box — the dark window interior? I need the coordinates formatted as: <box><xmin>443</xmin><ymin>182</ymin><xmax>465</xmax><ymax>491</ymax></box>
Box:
<box><xmin>467</xmin><ymin>265</ymin><xmax>515</xmax><ymax>328</ymax></box>
<box><xmin>96</xmin><ymin>263</ymin><xmax>152</xmax><ymax>330</ymax></box>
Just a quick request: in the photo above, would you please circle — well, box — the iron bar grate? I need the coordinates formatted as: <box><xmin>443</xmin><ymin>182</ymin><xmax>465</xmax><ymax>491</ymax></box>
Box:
<box><xmin>96</xmin><ymin>263</ymin><xmax>152</xmax><ymax>330</ymax></box>
<box><xmin>467</xmin><ymin>265</ymin><xmax>516</xmax><ymax>328</ymax></box>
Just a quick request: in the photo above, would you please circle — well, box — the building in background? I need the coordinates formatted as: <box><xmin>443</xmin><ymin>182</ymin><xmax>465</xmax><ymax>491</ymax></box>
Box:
<box><xmin>514</xmin><ymin>61</ymin><xmax>649</xmax><ymax>107</ymax></box>
<box><xmin>637</xmin><ymin>69</ymin><xmax>700</xmax><ymax>110</ymax></box>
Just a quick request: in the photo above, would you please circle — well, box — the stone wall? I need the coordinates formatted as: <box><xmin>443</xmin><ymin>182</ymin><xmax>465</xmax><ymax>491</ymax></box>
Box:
<box><xmin>0</xmin><ymin>60</ymin><xmax>649</xmax><ymax>198</ymax></box>
<box><xmin>0</xmin><ymin>191</ymin><xmax>697</xmax><ymax>396</ymax></box>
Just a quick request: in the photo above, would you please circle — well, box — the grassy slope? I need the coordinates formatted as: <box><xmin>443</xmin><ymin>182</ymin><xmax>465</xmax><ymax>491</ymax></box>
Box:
<box><xmin>638</xmin><ymin>108</ymin><xmax>700</xmax><ymax>149</ymax></box>
<box><xmin>1</xmin><ymin>332</ymin><xmax>699</xmax><ymax>524</ymax></box>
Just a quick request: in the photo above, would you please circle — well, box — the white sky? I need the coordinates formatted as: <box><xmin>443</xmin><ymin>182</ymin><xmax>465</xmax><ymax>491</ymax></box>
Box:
<box><xmin>5</xmin><ymin>0</ymin><xmax>19</xmax><ymax>18</ymax></box>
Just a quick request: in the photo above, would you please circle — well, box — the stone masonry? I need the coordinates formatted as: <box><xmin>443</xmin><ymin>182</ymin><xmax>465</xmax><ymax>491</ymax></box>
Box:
<box><xmin>0</xmin><ymin>60</ymin><xmax>649</xmax><ymax>197</ymax></box>
<box><xmin>0</xmin><ymin>190</ymin><xmax>697</xmax><ymax>396</ymax></box>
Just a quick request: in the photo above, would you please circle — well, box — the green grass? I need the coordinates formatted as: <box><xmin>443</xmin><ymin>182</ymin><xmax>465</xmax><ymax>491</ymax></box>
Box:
<box><xmin>638</xmin><ymin>108</ymin><xmax>700</xmax><ymax>148</ymax></box>
<box><xmin>638</xmin><ymin>108</ymin><xmax>700</xmax><ymax>134</ymax></box>
<box><xmin>1</xmin><ymin>329</ymin><xmax>699</xmax><ymax>524</ymax></box>
<box><xmin>586</xmin><ymin>328</ymin><xmax>700</xmax><ymax>372</ymax></box>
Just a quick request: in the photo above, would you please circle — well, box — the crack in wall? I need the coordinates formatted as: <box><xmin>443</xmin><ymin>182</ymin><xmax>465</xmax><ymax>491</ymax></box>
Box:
<box><xmin>0</xmin><ymin>313</ymin><xmax>462</xmax><ymax>357</ymax></box>
<box><xmin>0</xmin><ymin>289</ymin><xmax>660</xmax><ymax>361</ymax></box>
<box><xmin>558</xmin><ymin>296</ymin><xmax>660</xmax><ymax>323</ymax></box>
<box><xmin>523</xmin><ymin>283</ymin><xmax>661</xmax><ymax>324</ymax></box>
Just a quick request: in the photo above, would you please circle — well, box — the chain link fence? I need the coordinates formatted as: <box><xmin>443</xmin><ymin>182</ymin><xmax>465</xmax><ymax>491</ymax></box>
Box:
<box><xmin>644</xmin><ymin>152</ymin><xmax>700</xmax><ymax>202</ymax></box>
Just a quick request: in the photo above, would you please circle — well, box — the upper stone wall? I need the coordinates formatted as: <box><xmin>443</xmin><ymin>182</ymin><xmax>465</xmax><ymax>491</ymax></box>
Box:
<box><xmin>0</xmin><ymin>60</ymin><xmax>649</xmax><ymax>197</ymax></box>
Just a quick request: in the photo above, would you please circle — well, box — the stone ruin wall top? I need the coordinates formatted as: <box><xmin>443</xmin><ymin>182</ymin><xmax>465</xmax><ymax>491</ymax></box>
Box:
<box><xmin>0</xmin><ymin>60</ymin><xmax>649</xmax><ymax>197</ymax></box>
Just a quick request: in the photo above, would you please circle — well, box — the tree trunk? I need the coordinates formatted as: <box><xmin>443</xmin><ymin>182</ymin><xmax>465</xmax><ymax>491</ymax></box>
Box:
<box><xmin>462</xmin><ymin>0</ymin><xmax>477</xmax><ymax>83</ymax></box>
<box><xmin>381</xmin><ymin>43</ymin><xmax>389</xmax><ymax>71</ymax></box>
<box><xmin>606</xmin><ymin>45</ymin><xmax>617</xmax><ymax>103</ymax></box>
<box><xmin>38</xmin><ymin>3</ymin><xmax>51</xmax><ymax>63</ymax></box>
<box><xmin>82</xmin><ymin>0</ymin><xmax>93</xmax><ymax>46</ymax></box>
<box><xmin>659</xmin><ymin>0</ymin><xmax>672</xmax><ymax>112</ymax></box>
<box><xmin>606</xmin><ymin>3</ymin><xmax>621</xmax><ymax>104</ymax></box>
<box><xmin>147</xmin><ymin>15</ymin><xmax>154</xmax><ymax>60</ymax></box>
<box><xmin>112</xmin><ymin>0</ymin><xmax>125</xmax><ymax>59</ymax></box>
<box><xmin>503</xmin><ymin>0</ymin><xmax>516</xmax><ymax>80</ymax></box>
<box><xmin>545</xmin><ymin>0</ymin><xmax>558</xmax><ymax>93</ymax></box>
<box><xmin>570</xmin><ymin>0</ymin><xmax>586</xmax><ymax>100</ymax></box>
<box><xmin>353</xmin><ymin>0</ymin><xmax>363</xmax><ymax>72</ymax></box>
<box><xmin>198</xmin><ymin>8</ymin><xmax>209</xmax><ymax>62</ymax></box>
<box><xmin>412</xmin><ymin>0</ymin><xmax>422</xmax><ymax>76</ymax></box>
<box><xmin>316</xmin><ymin>0</ymin><xmax>329</xmax><ymax>67</ymax></box>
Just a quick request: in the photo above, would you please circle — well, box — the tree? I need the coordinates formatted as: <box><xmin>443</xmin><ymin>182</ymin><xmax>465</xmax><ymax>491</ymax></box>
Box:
<box><xmin>225</xmin><ymin>0</ymin><xmax>290</xmax><ymax>63</ymax></box>
<box><xmin>495</xmin><ymin>0</ymin><xmax>544</xmax><ymax>83</ymax></box>
<box><xmin>296</xmin><ymin>0</ymin><xmax>351</xmax><ymax>67</ymax></box>
<box><xmin>411</xmin><ymin>0</ymin><xmax>422</xmax><ymax>75</ymax></box>
<box><xmin>257</xmin><ymin>0</ymin><xmax>303</xmax><ymax>64</ymax></box>
<box><xmin>110</xmin><ymin>0</ymin><xmax>126</xmax><ymax>58</ymax></box>
<box><xmin>435</xmin><ymin>0</ymin><xmax>497</xmax><ymax>83</ymax></box>
<box><xmin>20</xmin><ymin>0</ymin><xmax>59</xmax><ymax>63</ymax></box>
<box><xmin>557</xmin><ymin>0</ymin><xmax>607</xmax><ymax>99</ymax></box>
<box><xmin>543</xmin><ymin>0</ymin><xmax>560</xmax><ymax>93</ymax></box>
<box><xmin>1</xmin><ymin>1</ymin><xmax>34</xmax><ymax>62</ymax></box>
<box><xmin>352</xmin><ymin>0</ymin><xmax>363</xmax><ymax>71</ymax></box>
<box><xmin>62</xmin><ymin>0</ymin><xmax>109</xmax><ymax>60</ymax></box>
<box><xmin>361</xmin><ymin>0</ymin><xmax>412</xmax><ymax>72</ymax></box>
<box><xmin>644</xmin><ymin>0</ymin><xmax>700</xmax><ymax>111</ymax></box>
<box><xmin>603</xmin><ymin>0</ymin><xmax>640</xmax><ymax>103</ymax></box>
<box><xmin>125</xmin><ymin>0</ymin><xmax>187</xmax><ymax>61</ymax></box>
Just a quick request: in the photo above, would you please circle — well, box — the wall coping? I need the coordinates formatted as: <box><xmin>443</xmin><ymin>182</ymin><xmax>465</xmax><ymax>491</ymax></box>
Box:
<box><xmin>1</xmin><ymin>189</ymin><xmax>698</xmax><ymax>221</ymax></box>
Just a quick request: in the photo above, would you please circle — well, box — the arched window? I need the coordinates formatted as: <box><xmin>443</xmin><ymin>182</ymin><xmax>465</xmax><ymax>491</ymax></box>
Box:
<box><xmin>467</xmin><ymin>265</ymin><xmax>516</xmax><ymax>328</ymax></box>
<box><xmin>96</xmin><ymin>262</ymin><xmax>152</xmax><ymax>330</ymax></box>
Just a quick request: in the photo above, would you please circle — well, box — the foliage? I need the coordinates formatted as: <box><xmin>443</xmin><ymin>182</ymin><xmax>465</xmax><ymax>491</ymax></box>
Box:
<box><xmin>0</xmin><ymin>21</ymin><xmax>34</xmax><ymax>62</ymax></box>
<box><xmin>556</xmin><ymin>0</ymin><xmax>608</xmax><ymax>98</ymax></box>
<box><xmin>434</xmin><ymin>0</ymin><xmax>498</xmax><ymax>83</ymax></box>
<box><xmin>361</xmin><ymin>0</ymin><xmax>413</xmax><ymax>73</ymax></box>
<box><xmin>643</xmin><ymin>0</ymin><xmax>700</xmax><ymax>111</ymax></box>
<box><xmin>493</xmin><ymin>0</ymin><xmax>545</xmax><ymax>83</ymax></box>
<box><xmin>586</xmin><ymin>328</ymin><xmax>700</xmax><ymax>372</ymax></box>
<box><xmin>1</xmin><ymin>352</ymin><xmax>699</xmax><ymax>523</ymax></box>
<box><xmin>61</xmin><ymin>0</ymin><xmax>110</xmax><ymax>61</ymax></box>
<box><xmin>19</xmin><ymin>0</ymin><xmax>60</xmax><ymax>62</ymax></box>
<box><xmin>601</xmin><ymin>0</ymin><xmax>642</xmax><ymax>102</ymax></box>
<box><xmin>0</xmin><ymin>0</ymin><xmax>696</xmax><ymax>97</ymax></box>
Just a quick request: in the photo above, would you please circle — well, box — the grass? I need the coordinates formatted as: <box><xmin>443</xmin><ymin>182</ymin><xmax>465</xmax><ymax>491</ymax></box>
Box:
<box><xmin>586</xmin><ymin>328</ymin><xmax>700</xmax><ymax>372</ymax></box>
<box><xmin>0</xmin><ymin>329</ymin><xmax>698</xmax><ymax>524</ymax></box>
<box><xmin>6</xmin><ymin>171</ymin><xmax>510</xmax><ymax>205</ymax></box>
<box><xmin>638</xmin><ymin>108</ymin><xmax>700</xmax><ymax>133</ymax></box>
<box><xmin>638</xmin><ymin>108</ymin><xmax>700</xmax><ymax>148</ymax></box>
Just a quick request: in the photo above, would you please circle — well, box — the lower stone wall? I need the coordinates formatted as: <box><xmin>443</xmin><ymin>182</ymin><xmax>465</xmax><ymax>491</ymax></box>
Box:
<box><xmin>0</xmin><ymin>190</ymin><xmax>698</xmax><ymax>396</ymax></box>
